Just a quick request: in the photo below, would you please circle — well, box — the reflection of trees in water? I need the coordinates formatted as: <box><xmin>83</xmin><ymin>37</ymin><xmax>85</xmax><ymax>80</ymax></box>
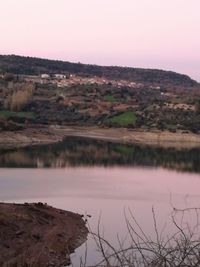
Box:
<box><xmin>0</xmin><ymin>137</ymin><xmax>200</xmax><ymax>173</ymax></box>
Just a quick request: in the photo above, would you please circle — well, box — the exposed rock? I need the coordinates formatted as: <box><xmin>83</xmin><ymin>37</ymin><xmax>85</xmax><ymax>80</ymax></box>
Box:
<box><xmin>0</xmin><ymin>202</ymin><xmax>88</xmax><ymax>267</ymax></box>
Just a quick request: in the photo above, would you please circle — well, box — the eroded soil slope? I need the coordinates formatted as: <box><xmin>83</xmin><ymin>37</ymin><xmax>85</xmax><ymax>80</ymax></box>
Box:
<box><xmin>0</xmin><ymin>202</ymin><xmax>88</xmax><ymax>267</ymax></box>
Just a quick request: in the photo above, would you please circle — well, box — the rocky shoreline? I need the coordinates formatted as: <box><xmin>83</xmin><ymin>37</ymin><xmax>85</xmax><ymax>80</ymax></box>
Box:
<box><xmin>1</xmin><ymin>125</ymin><xmax>200</xmax><ymax>149</ymax></box>
<box><xmin>0</xmin><ymin>202</ymin><xmax>88</xmax><ymax>267</ymax></box>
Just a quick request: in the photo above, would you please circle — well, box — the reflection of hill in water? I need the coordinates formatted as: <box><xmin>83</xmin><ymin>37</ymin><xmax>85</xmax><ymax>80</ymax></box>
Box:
<box><xmin>0</xmin><ymin>137</ymin><xmax>200</xmax><ymax>173</ymax></box>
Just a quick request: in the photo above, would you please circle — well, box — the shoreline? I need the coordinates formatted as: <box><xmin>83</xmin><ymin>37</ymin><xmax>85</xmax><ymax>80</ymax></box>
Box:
<box><xmin>0</xmin><ymin>202</ymin><xmax>88</xmax><ymax>266</ymax></box>
<box><xmin>0</xmin><ymin>125</ymin><xmax>200</xmax><ymax>149</ymax></box>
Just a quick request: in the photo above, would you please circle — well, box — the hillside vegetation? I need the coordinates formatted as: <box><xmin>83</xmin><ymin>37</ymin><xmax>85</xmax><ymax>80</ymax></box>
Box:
<box><xmin>0</xmin><ymin>55</ymin><xmax>197</xmax><ymax>86</ymax></box>
<box><xmin>0</xmin><ymin>54</ymin><xmax>200</xmax><ymax>134</ymax></box>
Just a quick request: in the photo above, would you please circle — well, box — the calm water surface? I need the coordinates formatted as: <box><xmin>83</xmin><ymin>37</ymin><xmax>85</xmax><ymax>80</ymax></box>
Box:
<box><xmin>0</xmin><ymin>137</ymin><xmax>200</xmax><ymax>265</ymax></box>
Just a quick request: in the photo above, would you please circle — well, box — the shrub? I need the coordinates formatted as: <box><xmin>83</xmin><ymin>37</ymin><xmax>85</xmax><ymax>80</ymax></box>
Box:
<box><xmin>4</xmin><ymin>83</ymin><xmax>34</xmax><ymax>111</ymax></box>
<box><xmin>83</xmin><ymin>207</ymin><xmax>200</xmax><ymax>267</ymax></box>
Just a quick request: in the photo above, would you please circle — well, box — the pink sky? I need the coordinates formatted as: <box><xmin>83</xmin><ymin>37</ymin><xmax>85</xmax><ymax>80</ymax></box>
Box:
<box><xmin>0</xmin><ymin>0</ymin><xmax>199</xmax><ymax>81</ymax></box>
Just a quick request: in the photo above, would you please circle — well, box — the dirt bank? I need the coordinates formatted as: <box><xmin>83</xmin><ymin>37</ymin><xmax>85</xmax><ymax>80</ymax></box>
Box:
<box><xmin>1</xmin><ymin>125</ymin><xmax>200</xmax><ymax>149</ymax></box>
<box><xmin>0</xmin><ymin>202</ymin><xmax>88</xmax><ymax>267</ymax></box>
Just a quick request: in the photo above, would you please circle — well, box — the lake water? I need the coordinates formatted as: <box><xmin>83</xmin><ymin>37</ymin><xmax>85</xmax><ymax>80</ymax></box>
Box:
<box><xmin>1</xmin><ymin>137</ymin><xmax>200</xmax><ymax>266</ymax></box>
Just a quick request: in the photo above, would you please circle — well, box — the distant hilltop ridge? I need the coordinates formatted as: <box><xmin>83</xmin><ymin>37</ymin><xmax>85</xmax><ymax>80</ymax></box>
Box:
<box><xmin>0</xmin><ymin>54</ymin><xmax>198</xmax><ymax>87</ymax></box>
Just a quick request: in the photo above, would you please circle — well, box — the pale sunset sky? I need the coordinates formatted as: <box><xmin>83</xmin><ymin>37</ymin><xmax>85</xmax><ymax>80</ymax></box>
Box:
<box><xmin>0</xmin><ymin>0</ymin><xmax>199</xmax><ymax>81</ymax></box>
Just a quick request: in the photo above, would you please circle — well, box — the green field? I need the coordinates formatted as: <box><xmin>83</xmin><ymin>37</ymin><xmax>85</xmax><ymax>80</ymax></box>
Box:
<box><xmin>107</xmin><ymin>110</ymin><xmax>136</xmax><ymax>126</ymax></box>
<box><xmin>104</xmin><ymin>94</ymin><xmax>114</xmax><ymax>102</ymax></box>
<box><xmin>0</xmin><ymin>110</ymin><xmax>36</xmax><ymax>119</ymax></box>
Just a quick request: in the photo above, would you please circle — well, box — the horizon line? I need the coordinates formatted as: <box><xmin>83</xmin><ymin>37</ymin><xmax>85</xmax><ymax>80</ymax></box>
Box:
<box><xmin>0</xmin><ymin>53</ymin><xmax>198</xmax><ymax>83</ymax></box>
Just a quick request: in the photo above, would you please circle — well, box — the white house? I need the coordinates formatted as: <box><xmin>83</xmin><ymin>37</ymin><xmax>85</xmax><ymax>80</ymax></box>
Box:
<box><xmin>55</xmin><ymin>74</ymin><xmax>66</xmax><ymax>79</ymax></box>
<box><xmin>41</xmin><ymin>74</ymin><xmax>50</xmax><ymax>79</ymax></box>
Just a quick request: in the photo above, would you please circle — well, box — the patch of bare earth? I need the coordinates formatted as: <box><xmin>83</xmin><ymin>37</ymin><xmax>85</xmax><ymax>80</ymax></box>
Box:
<box><xmin>1</xmin><ymin>126</ymin><xmax>200</xmax><ymax>149</ymax></box>
<box><xmin>0</xmin><ymin>202</ymin><xmax>88</xmax><ymax>267</ymax></box>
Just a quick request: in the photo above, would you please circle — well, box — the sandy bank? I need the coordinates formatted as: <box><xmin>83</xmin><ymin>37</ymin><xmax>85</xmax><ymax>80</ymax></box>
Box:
<box><xmin>0</xmin><ymin>126</ymin><xmax>200</xmax><ymax>149</ymax></box>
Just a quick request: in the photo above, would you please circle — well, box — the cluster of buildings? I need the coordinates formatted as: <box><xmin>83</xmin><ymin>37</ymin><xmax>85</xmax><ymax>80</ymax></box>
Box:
<box><xmin>41</xmin><ymin>74</ymin><xmax>67</xmax><ymax>79</ymax></box>
<box><xmin>40</xmin><ymin>73</ymin><xmax>144</xmax><ymax>89</ymax></box>
<box><xmin>5</xmin><ymin>72</ymin><xmax>144</xmax><ymax>90</ymax></box>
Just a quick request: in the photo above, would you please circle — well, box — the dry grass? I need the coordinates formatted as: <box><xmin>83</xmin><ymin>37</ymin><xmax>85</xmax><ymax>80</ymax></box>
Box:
<box><xmin>4</xmin><ymin>83</ymin><xmax>34</xmax><ymax>111</ymax></box>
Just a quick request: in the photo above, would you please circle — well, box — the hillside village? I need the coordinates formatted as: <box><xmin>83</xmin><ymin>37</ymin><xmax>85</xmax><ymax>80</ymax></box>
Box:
<box><xmin>0</xmin><ymin>55</ymin><xmax>200</xmax><ymax>134</ymax></box>
<box><xmin>23</xmin><ymin>72</ymin><xmax>145</xmax><ymax>88</ymax></box>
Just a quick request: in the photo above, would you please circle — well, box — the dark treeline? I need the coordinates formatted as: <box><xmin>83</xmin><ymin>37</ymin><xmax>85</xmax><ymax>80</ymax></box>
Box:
<box><xmin>0</xmin><ymin>54</ymin><xmax>197</xmax><ymax>86</ymax></box>
<box><xmin>0</xmin><ymin>137</ymin><xmax>200</xmax><ymax>173</ymax></box>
